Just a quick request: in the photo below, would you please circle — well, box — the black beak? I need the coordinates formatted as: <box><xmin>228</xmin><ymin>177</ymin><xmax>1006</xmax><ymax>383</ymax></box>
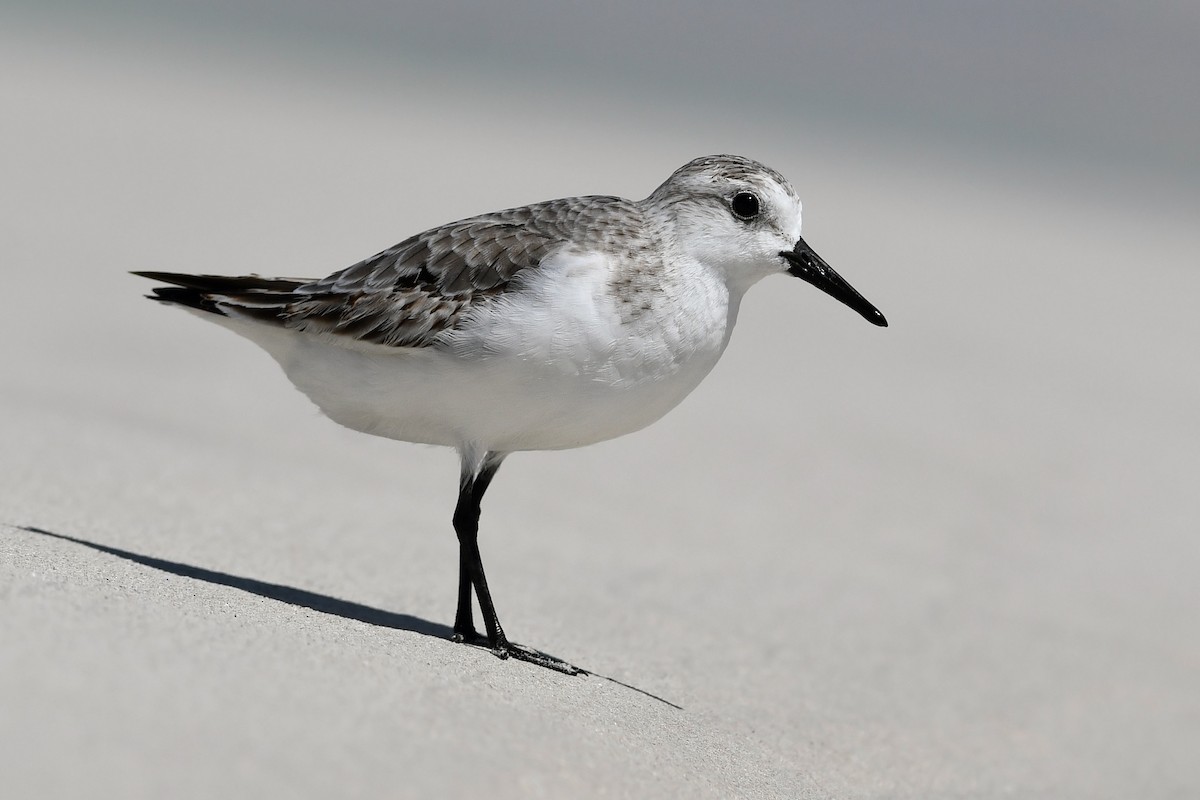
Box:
<box><xmin>780</xmin><ymin>237</ymin><xmax>887</xmax><ymax>327</ymax></box>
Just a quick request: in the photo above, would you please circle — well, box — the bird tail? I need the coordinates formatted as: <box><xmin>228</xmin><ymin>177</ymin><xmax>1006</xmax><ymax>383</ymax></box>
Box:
<box><xmin>131</xmin><ymin>271</ymin><xmax>308</xmax><ymax>320</ymax></box>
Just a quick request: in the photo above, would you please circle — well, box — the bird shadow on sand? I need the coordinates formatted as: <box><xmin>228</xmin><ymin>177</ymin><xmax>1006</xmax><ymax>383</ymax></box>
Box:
<box><xmin>12</xmin><ymin>524</ymin><xmax>681</xmax><ymax>710</ymax></box>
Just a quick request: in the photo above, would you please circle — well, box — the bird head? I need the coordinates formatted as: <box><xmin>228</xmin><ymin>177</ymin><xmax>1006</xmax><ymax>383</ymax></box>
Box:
<box><xmin>648</xmin><ymin>155</ymin><xmax>886</xmax><ymax>327</ymax></box>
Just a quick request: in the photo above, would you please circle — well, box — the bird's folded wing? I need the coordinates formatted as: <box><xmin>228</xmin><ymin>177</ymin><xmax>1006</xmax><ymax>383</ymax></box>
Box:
<box><xmin>139</xmin><ymin>196</ymin><xmax>629</xmax><ymax>348</ymax></box>
<box><xmin>279</xmin><ymin>215</ymin><xmax>560</xmax><ymax>347</ymax></box>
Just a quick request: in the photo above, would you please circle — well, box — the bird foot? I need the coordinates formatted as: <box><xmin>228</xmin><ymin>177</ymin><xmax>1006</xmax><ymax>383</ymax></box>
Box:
<box><xmin>451</xmin><ymin>627</ymin><xmax>481</xmax><ymax>644</ymax></box>
<box><xmin>496</xmin><ymin>640</ymin><xmax>587</xmax><ymax>676</ymax></box>
<box><xmin>451</xmin><ymin>630</ymin><xmax>586</xmax><ymax>675</ymax></box>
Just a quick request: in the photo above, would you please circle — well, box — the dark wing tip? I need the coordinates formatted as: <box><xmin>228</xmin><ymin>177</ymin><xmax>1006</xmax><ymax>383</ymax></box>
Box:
<box><xmin>131</xmin><ymin>271</ymin><xmax>306</xmax><ymax>292</ymax></box>
<box><xmin>144</xmin><ymin>286</ymin><xmax>228</xmax><ymax>316</ymax></box>
<box><xmin>133</xmin><ymin>271</ymin><xmax>312</xmax><ymax>319</ymax></box>
<box><xmin>131</xmin><ymin>270</ymin><xmax>178</xmax><ymax>281</ymax></box>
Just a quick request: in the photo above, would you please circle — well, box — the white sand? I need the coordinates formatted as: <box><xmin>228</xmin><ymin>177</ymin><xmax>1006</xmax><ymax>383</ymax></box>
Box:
<box><xmin>2</xmin><ymin>24</ymin><xmax>1198</xmax><ymax>799</ymax></box>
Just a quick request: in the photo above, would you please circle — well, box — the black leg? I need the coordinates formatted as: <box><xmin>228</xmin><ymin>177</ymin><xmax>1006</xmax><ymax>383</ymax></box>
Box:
<box><xmin>450</xmin><ymin>451</ymin><xmax>584</xmax><ymax>676</ymax></box>
<box><xmin>451</xmin><ymin>454</ymin><xmax>503</xmax><ymax>644</ymax></box>
<box><xmin>451</xmin><ymin>543</ymin><xmax>476</xmax><ymax>642</ymax></box>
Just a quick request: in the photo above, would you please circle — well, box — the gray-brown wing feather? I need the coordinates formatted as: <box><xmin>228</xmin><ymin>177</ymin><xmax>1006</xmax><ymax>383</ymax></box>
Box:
<box><xmin>200</xmin><ymin>194</ymin><xmax>639</xmax><ymax>348</ymax></box>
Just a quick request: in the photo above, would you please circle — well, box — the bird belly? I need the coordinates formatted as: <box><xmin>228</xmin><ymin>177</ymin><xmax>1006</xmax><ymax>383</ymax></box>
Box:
<box><xmin>206</xmin><ymin>251</ymin><xmax>733</xmax><ymax>452</ymax></box>
<box><xmin>216</xmin><ymin>320</ymin><xmax>721</xmax><ymax>451</ymax></box>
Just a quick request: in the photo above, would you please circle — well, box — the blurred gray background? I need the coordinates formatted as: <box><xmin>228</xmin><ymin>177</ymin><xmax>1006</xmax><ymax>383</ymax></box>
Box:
<box><xmin>2</xmin><ymin>3</ymin><xmax>1197</xmax><ymax>799</ymax></box>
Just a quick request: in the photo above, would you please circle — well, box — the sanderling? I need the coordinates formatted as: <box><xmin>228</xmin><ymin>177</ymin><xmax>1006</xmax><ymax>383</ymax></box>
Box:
<box><xmin>134</xmin><ymin>154</ymin><xmax>886</xmax><ymax>674</ymax></box>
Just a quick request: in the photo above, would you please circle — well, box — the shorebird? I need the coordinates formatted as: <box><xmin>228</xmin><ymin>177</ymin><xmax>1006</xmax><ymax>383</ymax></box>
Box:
<box><xmin>135</xmin><ymin>154</ymin><xmax>886</xmax><ymax>673</ymax></box>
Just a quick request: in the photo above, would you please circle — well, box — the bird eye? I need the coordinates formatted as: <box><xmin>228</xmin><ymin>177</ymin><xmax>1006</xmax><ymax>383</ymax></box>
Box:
<box><xmin>730</xmin><ymin>191</ymin><xmax>760</xmax><ymax>220</ymax></box>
